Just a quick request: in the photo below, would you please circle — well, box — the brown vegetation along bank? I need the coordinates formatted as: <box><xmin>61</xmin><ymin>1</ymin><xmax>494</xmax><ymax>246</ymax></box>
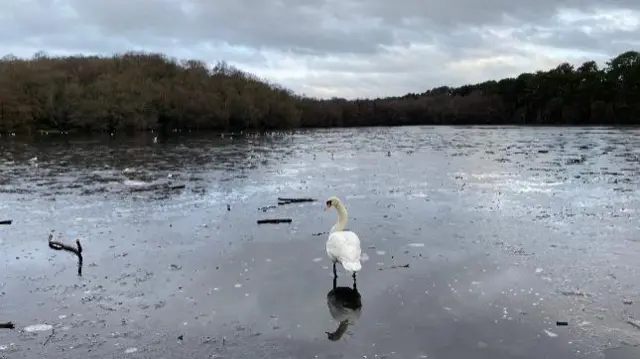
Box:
<box><xmin>0</xmin><ymin>50</ymin><xmax>638</xmax><ymax>134</ymax></box>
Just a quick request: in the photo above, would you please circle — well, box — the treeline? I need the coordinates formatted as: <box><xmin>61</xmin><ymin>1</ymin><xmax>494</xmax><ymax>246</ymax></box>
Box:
<box><xmin>0</xmin><ymin>50</ymin><xmax>638</xmax><ymax>133</ymax></box>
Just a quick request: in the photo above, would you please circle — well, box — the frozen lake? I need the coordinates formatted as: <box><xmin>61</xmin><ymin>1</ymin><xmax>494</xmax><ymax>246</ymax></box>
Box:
<box><xmin>1</xmin><ymin>126</ymin><xmax>639</xmax><ymax>358</ymax></box>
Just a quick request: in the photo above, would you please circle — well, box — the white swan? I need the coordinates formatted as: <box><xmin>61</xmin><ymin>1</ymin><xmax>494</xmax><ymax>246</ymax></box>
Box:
<box><xmin>324</xmin><ymin>196</ymin><xmax>362</xmax><ymax>279</ymax></box>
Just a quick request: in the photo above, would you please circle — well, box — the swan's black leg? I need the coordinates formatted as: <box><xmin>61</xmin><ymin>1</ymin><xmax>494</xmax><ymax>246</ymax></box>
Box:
<box><xmin>352</xmin><ymin>273</ymin><xmax>357</xmax><ymax>291</ymax></box>
<box><xmin>352</xmin><ymin>272</ymin><xmax>356</xmax><ymax>280</ymax></box>
<box><xmin>333</xmin><ymin>261</ymin><xmax>337</xmax><ymax>277</ymax></box>
<box><xmin>333</xmin><ymin>273</ymin><xmax>337</xmax><ymax>289</ymax></box>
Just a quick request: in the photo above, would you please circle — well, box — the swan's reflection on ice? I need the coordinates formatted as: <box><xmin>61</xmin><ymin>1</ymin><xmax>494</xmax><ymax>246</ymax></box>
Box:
<box><xmin>325</xmin><ymin>274</ymin><xmax>362</xmax><ymax>341</ymax></box>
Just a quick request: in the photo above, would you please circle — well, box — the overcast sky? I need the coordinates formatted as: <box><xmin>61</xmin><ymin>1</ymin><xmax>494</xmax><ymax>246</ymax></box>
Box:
<box><xmin>1</xmin><ymin>0</ymin><xmax>638</xmax><ymax>99</ymax></box>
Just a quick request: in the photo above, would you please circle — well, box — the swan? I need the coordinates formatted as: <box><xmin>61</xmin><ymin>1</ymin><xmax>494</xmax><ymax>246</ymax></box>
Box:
<box><xmin>326</xmin><ymin>273</ymin><xmax>362</xmax><ymax>341</ymax></box>
<box><xmin>324</xmin><ymin>196</ymin><xmax>362</xmax><ymax>279</ymax></box>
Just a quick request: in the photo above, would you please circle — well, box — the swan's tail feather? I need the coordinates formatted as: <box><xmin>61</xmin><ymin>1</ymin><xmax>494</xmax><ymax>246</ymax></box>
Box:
<box><xmin>341</xmin><ymin>260</ymin><xmax>361</xmax><ymax>272</ymax></box>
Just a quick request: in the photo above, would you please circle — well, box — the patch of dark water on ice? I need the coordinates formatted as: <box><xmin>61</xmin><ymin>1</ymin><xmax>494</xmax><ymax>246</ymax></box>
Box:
<box><xmin>1</xmin><ymin>127</ymin><xmax>639</xmax><ymax>358</ymax></box>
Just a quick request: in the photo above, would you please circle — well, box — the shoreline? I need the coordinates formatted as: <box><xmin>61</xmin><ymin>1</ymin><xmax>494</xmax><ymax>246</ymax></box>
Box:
<box><xmin>1</xmin><ymin>123</ymin><xmax>639</xmax><ymax>138</ymax></box>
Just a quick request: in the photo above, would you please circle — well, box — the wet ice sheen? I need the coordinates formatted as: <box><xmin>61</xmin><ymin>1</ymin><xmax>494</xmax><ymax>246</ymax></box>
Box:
<box><xmin>23</xmin><ymin>324</ymin><xmax>53</xmax><ymax>332</ymax></box>
<box><xmin>0</xmin><ymin>127</ymin><xmax>639</xmax><ymax>358</ymax></box>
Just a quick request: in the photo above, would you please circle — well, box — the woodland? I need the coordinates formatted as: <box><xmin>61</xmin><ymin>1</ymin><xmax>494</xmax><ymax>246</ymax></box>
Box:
<box><xmin>0</xmin><ymin>50</ymin><xmax>637</xmax><ymax>133</ymax></box>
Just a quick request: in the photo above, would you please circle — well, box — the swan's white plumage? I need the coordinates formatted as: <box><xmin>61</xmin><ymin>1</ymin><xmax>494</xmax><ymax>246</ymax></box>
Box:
<box><xmin>325</xmin><ymin>196</ymin><xmax>362</xmax><ymax>273</ymax></box>
<box><xmin>326</xmin><ymin>231</ymin><xmax>362</xmax><ymax>272</ymax></box>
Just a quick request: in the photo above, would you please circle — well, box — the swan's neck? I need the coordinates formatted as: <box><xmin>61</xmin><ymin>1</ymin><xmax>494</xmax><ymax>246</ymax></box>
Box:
<box><xmin>331</xmin><ymin>204</ymin><xmax>348</xmax><ymax>233</ymax></box>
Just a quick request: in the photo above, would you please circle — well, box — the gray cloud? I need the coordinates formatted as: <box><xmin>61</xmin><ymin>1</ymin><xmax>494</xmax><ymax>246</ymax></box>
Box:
<box><xmin>65</xmin><ymin>0</ymin><xmax>396</xmax><ymax>55</ymax></box>
<box><xmin>0</xmin><ymin>0</ymin><xmax>638</xmax><ymax>98</ymax></box>
<box><xmin>9</xmin><ymin>0</ymin><xmax>636</xmax><ymax>55</ymax></box>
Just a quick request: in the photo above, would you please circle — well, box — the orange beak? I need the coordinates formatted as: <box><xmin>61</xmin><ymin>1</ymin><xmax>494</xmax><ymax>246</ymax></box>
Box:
<box><xmin>324</xmin><ymin>204</ymin><xmax>330</xmax><ymax>211</ymax></box>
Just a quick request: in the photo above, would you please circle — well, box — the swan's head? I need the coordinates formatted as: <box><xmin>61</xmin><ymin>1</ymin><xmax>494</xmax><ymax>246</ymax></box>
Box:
<box><xmin>324</xmin><ymin>196</ymin><xmax>341</xmax><ymax>211</ymax></box>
